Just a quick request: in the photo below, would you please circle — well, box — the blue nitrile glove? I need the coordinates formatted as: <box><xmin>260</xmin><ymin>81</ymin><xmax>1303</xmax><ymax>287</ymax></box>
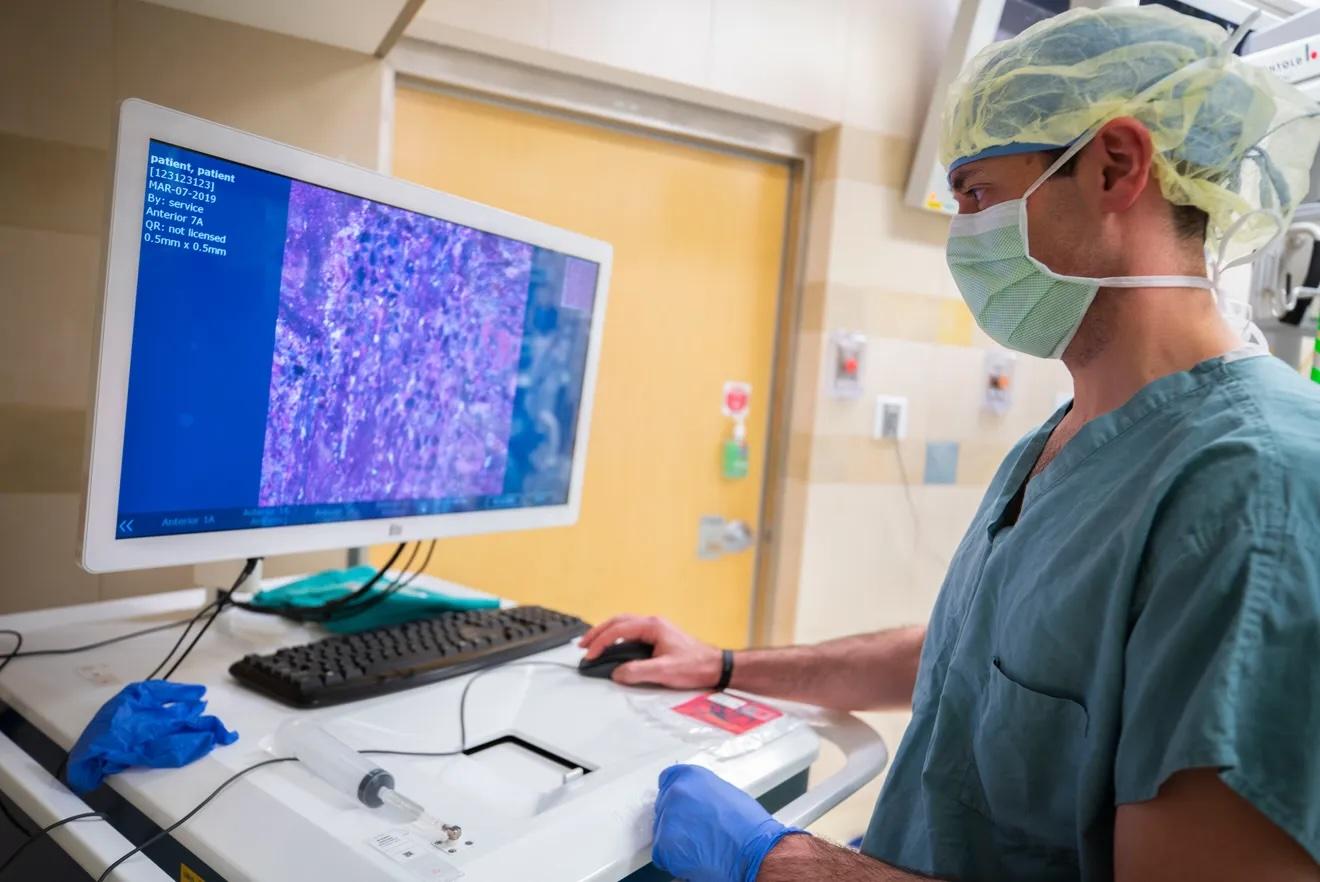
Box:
<box><xmin>66</xmin><ymin>681</ymin><xmax>238</xmax><ymax>793</ymax></box>
<box><xmin>652</xmin><ymin>765</ymin><xmax>806</xmax><ymax>882</ymax></box>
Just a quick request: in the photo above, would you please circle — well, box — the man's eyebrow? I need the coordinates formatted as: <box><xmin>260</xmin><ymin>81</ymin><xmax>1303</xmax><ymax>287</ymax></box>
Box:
<box><xmin>949</xmin><ymin>169</ymin><xmax>971</xmax><ymax>193</ymax></box>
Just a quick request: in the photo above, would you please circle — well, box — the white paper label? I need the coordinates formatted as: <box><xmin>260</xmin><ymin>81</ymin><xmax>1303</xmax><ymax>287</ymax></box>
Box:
<box><xmin>367</xmin><ymin>829</ymin><xmax>464</xmax><ymax>880</ymax></box>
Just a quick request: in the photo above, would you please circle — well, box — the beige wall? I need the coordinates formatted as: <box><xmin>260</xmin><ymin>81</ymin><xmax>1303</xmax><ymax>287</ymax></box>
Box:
<box><xmin>792</xmin><ymin>126</ymin><xmax>1071</xmax><ymax>648</ymax></box>
<box><xmin>0</xmin><ymin>0</ymin><xmax>388</xmax><ymax>612</ymax></box>
<box><xmin>785</xmin><ymin>125</ymin><xmax>1071</xmax><ymax>840</ymax></box>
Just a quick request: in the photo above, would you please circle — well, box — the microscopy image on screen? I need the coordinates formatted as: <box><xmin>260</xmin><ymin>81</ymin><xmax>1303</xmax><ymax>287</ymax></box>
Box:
<box><xmin>258</xmin><ymin>183</ymin><xmax>534</xmax><ymax>506</ymax></box>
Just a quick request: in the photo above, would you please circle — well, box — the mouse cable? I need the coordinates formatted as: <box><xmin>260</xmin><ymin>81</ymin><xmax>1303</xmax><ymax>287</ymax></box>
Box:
<box><xmin>81</xmin><ymin>660</ymin><xmax>578</xmax><ymax>882</ymax></box>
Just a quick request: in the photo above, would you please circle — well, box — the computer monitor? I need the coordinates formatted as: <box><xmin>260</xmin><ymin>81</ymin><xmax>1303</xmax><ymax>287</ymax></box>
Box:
<box><xmin>79</xmin><ymin>100</ymin><xmax>611</xmax><ymax>573</ymax></box>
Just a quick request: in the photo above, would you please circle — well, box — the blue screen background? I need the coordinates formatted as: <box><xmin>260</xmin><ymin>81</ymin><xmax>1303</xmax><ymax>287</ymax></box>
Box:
<box><xmin>120</xmin><ymin>143</ymin><xmax>289</xmax><ymax>517</ymax></box>
<box><xmin>116</xmin><ymin>140</ymin><xmax>597</xmax><ymax>540</ymax></box>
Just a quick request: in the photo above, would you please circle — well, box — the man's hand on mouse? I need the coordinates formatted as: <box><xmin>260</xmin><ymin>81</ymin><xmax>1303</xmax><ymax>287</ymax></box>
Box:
<box><xmin>579</xmin><ymin>615</ymin><xmax>723</xmax><ymax>688</ymax></box>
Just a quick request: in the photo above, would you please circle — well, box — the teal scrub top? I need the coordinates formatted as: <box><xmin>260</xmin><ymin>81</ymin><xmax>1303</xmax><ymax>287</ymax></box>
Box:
<box><xmin>862</xmin><ymin>350</ymin><xmax>1320</xmax><ymax>881</ymax></box>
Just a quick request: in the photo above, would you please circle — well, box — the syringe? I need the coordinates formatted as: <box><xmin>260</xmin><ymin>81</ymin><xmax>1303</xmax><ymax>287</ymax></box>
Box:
<box><xmin>274</xmin><ymin>718</ymin><xmax>458</xmax><ymax>838</ymax></box>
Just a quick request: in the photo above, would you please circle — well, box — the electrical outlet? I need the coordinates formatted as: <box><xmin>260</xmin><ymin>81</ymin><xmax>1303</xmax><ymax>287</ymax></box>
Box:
<box><xmin>874</xmin><ymin>395</ymin><xmax>908</xmax><ymax>440</ymax></box>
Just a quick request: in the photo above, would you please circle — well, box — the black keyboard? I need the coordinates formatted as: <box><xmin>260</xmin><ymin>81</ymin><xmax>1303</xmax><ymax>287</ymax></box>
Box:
<box><xmin>229</xmin><ymin>606</ymin><xmax>589</xmax><ymax>708</ymax></box>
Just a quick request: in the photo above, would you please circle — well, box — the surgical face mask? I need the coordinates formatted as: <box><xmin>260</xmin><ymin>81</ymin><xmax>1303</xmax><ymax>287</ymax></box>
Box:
<box><xmin>945</xmin><ymin>21</ymin><xmax>1285</xmax><ymax>359</ymax></box>
<box><xmin>945</xmin><ymin>135</ymin><xmax>1216</xmax><ymax>359</ymax></box>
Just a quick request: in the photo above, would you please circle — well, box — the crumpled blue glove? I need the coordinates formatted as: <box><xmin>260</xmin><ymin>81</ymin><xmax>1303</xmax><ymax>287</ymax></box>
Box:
<box><xmin>652</xmin><ymin>764</ymin><xmax>806</xmax><ymax>882</ymax></box>
<box><xmin>66</xmin><ymin>681</ymin><xmax>238</xmax><ymax>793</ymax></box>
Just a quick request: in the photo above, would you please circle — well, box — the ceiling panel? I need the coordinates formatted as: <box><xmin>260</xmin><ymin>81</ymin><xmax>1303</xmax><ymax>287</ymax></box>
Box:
<box><xmin>142</xmin><ymin>0</ymin><xmax>408</xmax><ymax>54</ymax></box>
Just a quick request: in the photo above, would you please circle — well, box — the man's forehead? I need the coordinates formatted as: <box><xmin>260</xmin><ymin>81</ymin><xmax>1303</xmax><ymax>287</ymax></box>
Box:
<box><xmin>947</xmin><ymin>159</ymin><xmax>989</xmax><ymax>191</ymax></box>
<box><xmin>947</xmin><ymin>153</ymin><xmax>1048</xmax><ymax>189</ymax></box>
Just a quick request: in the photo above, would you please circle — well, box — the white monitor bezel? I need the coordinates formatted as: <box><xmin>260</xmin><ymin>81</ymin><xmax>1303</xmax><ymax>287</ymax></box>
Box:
<box><xmin>79</xmin><ymin>99</ymin><xmax>612</xmax><ymax>573</ymax></box>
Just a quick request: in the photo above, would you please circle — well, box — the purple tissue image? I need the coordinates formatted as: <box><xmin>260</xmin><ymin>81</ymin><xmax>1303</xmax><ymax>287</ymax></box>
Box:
<box><xmin>258</xmin><ymin>183</ymin><xmax>532</xmax><ymax>505</ymax></box>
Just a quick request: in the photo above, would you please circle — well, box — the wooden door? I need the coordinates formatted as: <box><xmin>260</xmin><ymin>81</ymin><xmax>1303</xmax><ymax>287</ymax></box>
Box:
<box><xmin>378</xmin><ymin>87</ymin><xmax>788</xmax><ymax>648</ymax></box>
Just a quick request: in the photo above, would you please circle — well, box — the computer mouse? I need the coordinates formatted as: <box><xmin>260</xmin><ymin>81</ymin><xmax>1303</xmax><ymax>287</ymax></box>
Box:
<box><xmin>578</xmin><ymin>640</ymin><xmax>654</xmax><ymax>679</ymax></box>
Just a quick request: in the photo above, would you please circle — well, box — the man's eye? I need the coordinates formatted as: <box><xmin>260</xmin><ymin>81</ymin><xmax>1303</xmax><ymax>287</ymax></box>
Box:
<box><xmin>967</xmin><ymin>187</ymin><xmax>987</xmax><ymax>204</ymax></box>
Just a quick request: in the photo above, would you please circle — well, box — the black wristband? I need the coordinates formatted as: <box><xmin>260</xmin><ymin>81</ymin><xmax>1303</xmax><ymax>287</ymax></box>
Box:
<box><xmin>715</xmin><ymin>649</ymin><xmax>734</xmax><ymax>692</ymax></box>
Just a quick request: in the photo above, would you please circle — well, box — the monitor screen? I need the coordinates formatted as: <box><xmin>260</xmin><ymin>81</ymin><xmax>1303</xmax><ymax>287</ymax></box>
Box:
<box><xmin>116</xmin><ymin>139</ymin><xmax>599</xmax><ymax>541</ymax></box>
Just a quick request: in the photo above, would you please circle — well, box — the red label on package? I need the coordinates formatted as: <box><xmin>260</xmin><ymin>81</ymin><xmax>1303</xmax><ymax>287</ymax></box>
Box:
<box><xmin>672</xmin><ymin>693</ymin><xmax>782</xmax><ymax>734</ymax></box>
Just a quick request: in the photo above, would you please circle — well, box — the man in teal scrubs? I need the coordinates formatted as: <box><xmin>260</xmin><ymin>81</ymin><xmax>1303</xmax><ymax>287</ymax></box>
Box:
<box><xmin>581</xmin><ymin>7</ymin><xmax>1320</xmax><ymax>881</ymax></box>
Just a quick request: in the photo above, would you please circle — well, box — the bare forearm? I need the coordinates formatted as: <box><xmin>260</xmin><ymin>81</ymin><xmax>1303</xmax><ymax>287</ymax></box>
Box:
<box><xmin>759</xmin><ymin>835</ymin><xmax>943</xmax><ymax>881</ymax></box>
<box><xmin>729</xmin><ymin>625</ymin><xmax>925</xmax><ymax>711</ymax></box>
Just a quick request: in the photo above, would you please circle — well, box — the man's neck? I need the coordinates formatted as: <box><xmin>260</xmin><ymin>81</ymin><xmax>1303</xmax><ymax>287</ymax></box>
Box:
<box><xmin>1062</xmin><ymin>286</ymin><xmax>1243</xmax><ymax>424</ymax></box>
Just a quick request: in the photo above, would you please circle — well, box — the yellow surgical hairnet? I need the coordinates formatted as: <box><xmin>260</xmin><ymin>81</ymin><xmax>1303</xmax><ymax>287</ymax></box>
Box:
<box><xmin>941</xmin><ymin>5</ymin><xmax>1320</xmax><ymax>260</ymax></box>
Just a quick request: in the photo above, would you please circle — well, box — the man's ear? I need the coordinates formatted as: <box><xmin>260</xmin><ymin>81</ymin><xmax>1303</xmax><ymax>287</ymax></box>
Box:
<box><xmin>1092</xmin><ymin>117</ymin><xmax>1155</xmax><ymax>214</ymax></box>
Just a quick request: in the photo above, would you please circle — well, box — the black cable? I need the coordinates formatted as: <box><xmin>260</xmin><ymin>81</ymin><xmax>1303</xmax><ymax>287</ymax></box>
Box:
<box><xmin>346</xmin><ymin>539</ymin><xmax>436</xmax><ymax>620</ymax></box>
<box><xmin>0</xmin><ymin>547</ymin><xmax>426</xmax><ymax>673</ymax></box>
<box><xmin>91</xmin><ymin>759</ymin><xmax>293</xmax><ymax>882</ymax></box>
<box><xmin>316</xmin><ymin>540</ymin><xmax>434</xmax><ymax>622</ymax></box>
<box><xmin>296</xmin><ymin>543</ymin><xmax>407</xmax><ymax>622</ymax></box>
<box><xmin>454</xmin><ymin>660</ymin><xmax>576</xmax><ymax>751</ymax></box>
<box><xmin>156</xmin><ymin>600</ymin><xmax>226</xmax><ymax>683</ymax></box>
<box><xmin>0</xmin><ymin>550</ymin><xmax>395</xmax><ymax>678</ymax></box>
<box><xmin>392</xmin><ymin>540</ymin><xmax>435</xmax><ymax>594</ymax></box>
<box><xmin>0</xmin><ymin>632</ymin><xmax>21</xmax><ymax>677</ymax></box>
<box><xmin>308</xmin><ymin>542</ymin><xmax>410</xmax><ymax>622</ymax></box>
<box><xmin>142</xmin><ymin>599</ymin><xmax>222</xmax><ymax>682</ymax></box>
<box><xmin>81</xmin><ymin>660</ymin><xmax>578</xmax><ymax>881</ymax></box>
<box><xmin>0</xmin><ymin>553</ymin><xmax>495</xmax><ymax>876</ymax></box>
<box><xmin>231</xmin><ymin>543</ymin><xmax>406</xmax><ymax>624</ymax></box>
<box><xmin>0</xmin><ymin>596</ymin><xmax>240</xmax><ymax>678</ymax></box>
<box><xmin>244</xmin><ymin>540</ymin><xmax>428</xmax><ymax>625</ymax></box>
<box><xmin>0</xmin><ymin>811</ymin><xmax>102</xmax><ymax>876</ymax></box>
<box><xmin>327</xmin><ymin>541</ymin><xmax>421</xmax><ymax>619</ymax></box>
<box><xmin>157</xmin><ymin>558</ymin><xmax>259</xmax><ymax>682</ymax></box>
<box><xmin>9</xmin><ymin>618</ymin><xmax>205</xmax><ymax>660</ymax></box>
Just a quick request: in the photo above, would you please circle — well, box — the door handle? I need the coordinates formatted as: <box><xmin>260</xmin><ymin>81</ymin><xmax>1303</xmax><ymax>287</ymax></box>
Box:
<box><xmin>697</xmin><ymin>516</ymin><xmax>757</xmax><ymax>560</ymax></box>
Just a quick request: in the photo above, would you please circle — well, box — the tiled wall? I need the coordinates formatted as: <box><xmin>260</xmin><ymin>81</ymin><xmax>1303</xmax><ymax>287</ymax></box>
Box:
<box><xmin>0</xmin><ymin>0</ymin><xmax>387</xmax><ymax>612</ymax></box>
<box><xmin>788</xmin><ymin>126</ymin><xmax>1072</xmax><ymax>841</ymax></box>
